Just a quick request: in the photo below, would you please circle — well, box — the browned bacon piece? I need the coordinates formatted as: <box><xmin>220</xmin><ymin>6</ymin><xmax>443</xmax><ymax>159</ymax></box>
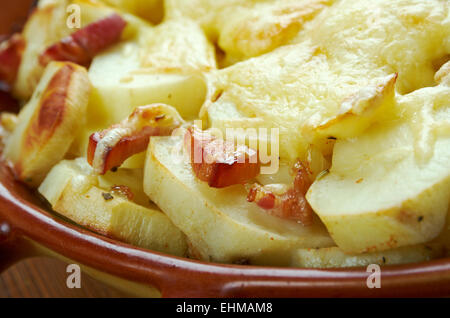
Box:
<box><xmin>87</xmin><ymin>104</ymin><xmax>183</xmax><ymax>175</ymax></box>
<box><xmin>39</xmin><ymin>13</ymin><xmax>126</xmax><ymax>67</ymax></box>
<box><xmin>185</xmin><ymin>127</ymin><xmax>261</xmax><ymax>188</ymax></box>
<box><xmin>247</xmin><ymin>162</ymin><xmax>314</xmax><ymax>226</ymax></box>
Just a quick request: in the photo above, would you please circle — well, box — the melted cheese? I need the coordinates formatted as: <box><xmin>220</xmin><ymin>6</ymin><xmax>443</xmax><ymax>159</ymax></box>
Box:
<box><xmin>295</xmin><ymin>0</ymin><xmax>450</xmax><ymax>94</ymax></box>
<box><xmin>139</xmin><ymin>19</ymin><xmax>216</xmax><ymax>74</ymax></box>
<box><xmin>397</xmin><ymin>83</ymin><xmax>450</xmax><ymax>162</ymax></box>
<box><xmin>204</xmin><ymin>0</ymin><xmax>449</xmax><ymax>163</ymax></box>
<box><xmin>206</xmin><ymin>43</ymin><xmax>393</xmax><ymax>162</ymax></box>
<box><xmin>165</xmin><ymin>0</ymin><xmax>333</xmax><ymax>64</ymax></box>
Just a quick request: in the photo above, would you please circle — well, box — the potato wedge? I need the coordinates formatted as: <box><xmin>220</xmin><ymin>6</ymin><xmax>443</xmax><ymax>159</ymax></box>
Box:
<box><xmin>4</xmin><ymin>61</ymin><xmax>91</xmax><ymax>187</ymax></box>
<box><xmin>86</xmin><ymin>19</ymin><xmax>214</xmax><ymax>123</ymax></box>
<box><xmin>293</xmin><ymin>214</ymin><xmax>450</xmax><ymax>268</ymax></box>
<box><xmin>144</xmin><ymin>136</ymin><xmax>334</xmax><ymax>265</ymax></box>
<box><xmin>307</xmin><ymin>83</ymin><xmax>450</xmax><ymax>253</ymax></box>
<box><xmin>291</xmin><ymin>244</ymin><xmax>444</xmax><ymax>268</ymax></box>
<box><xmin>86</xmin><ymin>41</ymin><xmax>207</xmax><ymax>126</ymax></box>
<box><xmin>39</xmin><ymin>158</ymin><xmax>187</xmax><ymax>256</ymax></box>
<box><xmin>13</xmin><ymin>0</ymin><xmax>71</xmax><ymax>99</ymax></box>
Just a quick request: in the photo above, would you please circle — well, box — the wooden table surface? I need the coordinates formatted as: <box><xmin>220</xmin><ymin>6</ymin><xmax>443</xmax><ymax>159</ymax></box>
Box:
<box><xmin>0</xmin><ymin>257</ymin><xmax>129</xmax><ymax>298</ymax></box>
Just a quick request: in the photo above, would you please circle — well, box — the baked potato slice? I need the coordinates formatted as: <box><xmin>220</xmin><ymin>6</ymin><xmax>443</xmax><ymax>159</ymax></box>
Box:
<box><xmin>86</xmin><ymin>18</ymin><xmax>214</xmax><ymax>124</ymax></box>
<box><xmin>292</xmin><ymin>244</ymin><xmax>444</xmax><ymax>268</ymax></box>
<box><xmin>86</xmin><ymin>40</ymin><xmax>204</xmax><ymax>126</ymax></box>
<box><xmin>143</xmin><ymin>136</ymin><xmax>334</xmax><ymax>265</ymax></box>
<box><xmin>39</xmin><ymin>158</ymin><xmax>187</xmax><ymax>256</ymax></box>
<box><xmin>293</xmin><ymin>213</ymin><xmax>450</xmax><ymax>268</ymax></box>
<box><xmin>307</xmin><ymin>82</ymin><xmax>450</xmax><ymax>253</ymax></box>
<box><xmin>13</xmin><ymin>0</ymin><xmax>71</xmax><ymax>99</ymax></box>
<box><xmin>4</xmin><ymin>61</ymin><xmax>91</xmax><ymax>187</ymax></box>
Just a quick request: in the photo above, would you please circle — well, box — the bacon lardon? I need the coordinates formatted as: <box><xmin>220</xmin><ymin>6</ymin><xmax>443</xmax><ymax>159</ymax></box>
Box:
<box><xmin>87</xmin><ymin>104</ymin><xmax>183</xmax><ymax>175</ymax></box>
<box><xmin>39</xmin><ymin>14</ymin><xmax>127</xmax><ymax>67</ymax></box>
<box><xmin>184</xmin><ymin>127</ymin><xmax>261</xmax><ymax>188</ymax></box>
<box><xmin>247</xmin><ymin>162</ymin><xmax>314</xmax><ymax>226</ymax></box>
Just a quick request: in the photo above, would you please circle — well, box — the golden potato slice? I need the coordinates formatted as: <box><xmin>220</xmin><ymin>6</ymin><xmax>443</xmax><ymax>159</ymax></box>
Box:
<box><xmin>144</xmin><ymin>136</ymin><xmax>334</xmax><ymax>265</ymax></box>
<box><xmin>13</xmin><ymin>0</ymin><xmax>71</xmax><ymax>99</ymax></box>
<box><xmin>139</xmin><ymin>19</ymin><xmax>216</xmax><ymax>75</ymax></box>
<box><xmin>293</xmin><ymin>215</ymin><xmax>450</xmax><ymax>268</ymax></box>
<box><xmin>292</xmin><ymin>244</ymin><xmax>443</xmax><ymax>268</ymax></box>
<box><xmin>86</xmin><ymin>19</ymin><xmax>214</xmax><ymax>124</ymax></box>
<box><xmin>307</xmin><ymin>82</ymin><xmax>450</xmax><ymax>253</ymax></box>
<box><xmin>4</xmin><ymin>62</ymin><xmax>91</xmax><ymax>187</ymax></box>
<box><xmin>39</xmin><ymin>158</ymin><xmax>187</xmax><ymax>256</ymax></box>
